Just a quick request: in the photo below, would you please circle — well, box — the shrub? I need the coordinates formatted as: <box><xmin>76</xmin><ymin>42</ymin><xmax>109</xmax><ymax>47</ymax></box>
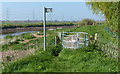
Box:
<box><xmin>37</xmin><ymin>33</ymin><xmax>43</xmax><ymax>35</ymax></box>
<box><xmin>2</xmin><ymin>44</ymin><xmax>9</xmax><ymax>51</ymax></box>
<box><xmin>78</xmin><ymin>19</ymin><xmax>97</xmax><ymax>26</ymax></box>
<box><xmin>47</xmin><ymin>43</ymin><xmax>62</xmax><ymax>56</ymax></box>
<box><xmin>22</xmin><ymin>33</ymin><xmax>36</xmax><ymax>39</ymax></box>
<box><xmin>8</xmin><ymin>40</ymin><xmax>19</xmax><ymax>45</ymax></box>
<box><xmin>5</xmin><ymin>36</ymin><xmax>13</xmax><ymax>39</ymax></box>
<box><xmin>16</xmin><ymin>39</ymin><xmax>24</xmax><ymax>41</ymax></box>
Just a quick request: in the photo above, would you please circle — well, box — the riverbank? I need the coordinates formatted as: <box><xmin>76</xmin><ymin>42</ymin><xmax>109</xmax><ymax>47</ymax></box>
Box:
<box><xmin>2</xmin><ymin>25</ymin><xmax>119</xmax><ymax>72</ymax></box>
<box><xmin>1</xmin><ymin>25</ymin><xmax>77</xmax><ymax>34</ymax></box>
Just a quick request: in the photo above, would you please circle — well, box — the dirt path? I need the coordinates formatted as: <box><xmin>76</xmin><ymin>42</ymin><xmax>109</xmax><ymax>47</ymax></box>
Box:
<box><xmin>32</xmin><ymin>34</ymin><xmax>44</xmax><ymax>38</ymax></box>
<box><xmin>0</xmin><ymin>34</ymin><xmax>44</xmax><ymax>63</ymax></box>
<box><xmin>19</xmin><ymin>34</ymin><xmax>43</xmax><ymax>43</ymax></box>
<box><xmin>1</xmin><ymin>49</ymin><xmax>36</xmax><ymax>63</ymax></box>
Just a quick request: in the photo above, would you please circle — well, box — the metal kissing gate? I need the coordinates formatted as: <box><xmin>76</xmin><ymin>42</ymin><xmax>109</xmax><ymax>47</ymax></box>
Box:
<box><xmin>61</xmin><ymin>32</ymin><xmax>89</xmax><ymax>49</ymax></box>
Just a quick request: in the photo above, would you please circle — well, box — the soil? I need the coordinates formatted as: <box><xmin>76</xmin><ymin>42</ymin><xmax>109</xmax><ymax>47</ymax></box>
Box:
<box><xmin>19</xmin><ymin>40</ymin><xmax>30</xmax><ymax>43</ymax></box>
<box><xmin>32</xmin><ymin>34</ymin><xmax>44</xmax><ymax>38</ymax></box>
<box><xmin>19</xmin><ymin>34</ymin><xmax>43</xmax><ymax>43</ymax></box>
<box><xmin>1</xmin><ymin>49</ymin><xmax>36</xmax><ymax>63</ymax></box>
<box><xmin>1</xmin><ymin>34</ymin><xmax>44</xmax><ymax>63</ymax></box>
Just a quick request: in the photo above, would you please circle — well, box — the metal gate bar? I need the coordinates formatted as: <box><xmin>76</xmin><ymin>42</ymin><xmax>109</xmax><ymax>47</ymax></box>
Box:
<box><xmin>61</xmin><ymin>32</ymin><xmax>89</xmax><ymax>49</ymax></box>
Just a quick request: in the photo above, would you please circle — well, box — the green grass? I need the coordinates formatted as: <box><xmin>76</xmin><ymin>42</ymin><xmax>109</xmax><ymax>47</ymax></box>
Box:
<box><xmin>2</xmin><ymin>33</ymin><xmax>36</xmax><ymax>51</ymax></box>
<box><xmin>2</xmin><ymin>46</ymin><xmax>119</xmax><ymax>72</ymax></box>
<box><xmin>21</xmin><ymin>33</ymin><xmax>36</xmax><ymax>39</ymax></box>
<box><xmin>2</xmin><ymin>24</ymin><xmax>119</xmax><ymax>72</ymax></box>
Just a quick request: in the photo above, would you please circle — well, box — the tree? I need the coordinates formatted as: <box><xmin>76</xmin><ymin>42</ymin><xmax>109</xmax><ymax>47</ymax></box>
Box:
<box><xmin>78</xmin><ymin>19</ymin><xmax>97</xmax><ymax>26</ymax></box>
<box><xmin>86</xmin><ymin>1</ymin><xmax>119</xmax><ymax>32</ymax></box>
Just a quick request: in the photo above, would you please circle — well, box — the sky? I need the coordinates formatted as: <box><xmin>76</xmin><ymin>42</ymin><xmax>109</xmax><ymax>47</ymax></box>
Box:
<box><xmin>1</xmin><ymin>2</ymin><xmax>105</xmax><ymax>21</ymax></box>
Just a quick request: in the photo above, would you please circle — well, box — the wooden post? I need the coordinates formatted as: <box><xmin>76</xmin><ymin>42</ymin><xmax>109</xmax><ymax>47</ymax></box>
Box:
<box><xmin>77</xmin><ymin>33</ymin><xmax>79</xmax><ymax>48</ymax></box>
<box><xmin>89</xmin><ymin>35</ymin><xmax>93</xmax><ymax>45</ymax></box>
<box><xmin>94</xmin><ymin>33</ymin><xmax>98</xmax><ymax>46</ymax></box>
<box><xmin>36</xmin><ymin>40</ymin><xmax>38</xmax><ymax>50</ymax></box>
<box><xmin>61</xmin><ymin>32</ymin><xmax>62</xmax><ymax>46</ymax></box>
<box><xmin>55</xmin><ymin>36</ymin><xmax>56</xmax><ymax>46</ymax></box>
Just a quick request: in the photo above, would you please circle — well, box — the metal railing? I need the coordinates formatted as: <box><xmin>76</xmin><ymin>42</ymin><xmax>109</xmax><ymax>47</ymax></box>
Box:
<box><xmin>61</xmin><ymin>32</ymin><xmax>89</xmax><ymax>49</ymax></box>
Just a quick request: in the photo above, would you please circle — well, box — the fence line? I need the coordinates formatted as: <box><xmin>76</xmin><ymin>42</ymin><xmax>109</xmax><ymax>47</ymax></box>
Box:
<box><xmin>97</xmin><ymin>33</ymin><xmax>119</xmax><ymax>59</ymax></box>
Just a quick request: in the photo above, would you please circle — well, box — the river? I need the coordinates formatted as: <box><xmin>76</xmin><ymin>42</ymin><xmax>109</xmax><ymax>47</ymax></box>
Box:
<box><xmin>0</xmin><ymin>31</ymin><xmax>38</xmax><ymax>38</ymax></box>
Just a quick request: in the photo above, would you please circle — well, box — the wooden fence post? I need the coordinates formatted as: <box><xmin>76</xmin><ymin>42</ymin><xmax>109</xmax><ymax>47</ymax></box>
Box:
<box><xmin>77</xmin><ymin>33</ymin><xmax>79</xmax><ymax>48</ymax></box>
<box><xmin>55</xmin><ymin>36</ymin><xmax>56</xmax><ymax>46</ymax></box>
<box><xmin>36</xmin><ymin>39</ymin><xmax>38</xmax><ymax>50</ymax></box>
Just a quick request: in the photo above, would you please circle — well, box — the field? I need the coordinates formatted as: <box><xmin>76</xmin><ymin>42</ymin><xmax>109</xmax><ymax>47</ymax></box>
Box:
<box><xmin>1</xmin><ymin>21</ymin><xmax>74</xmax><ymax>29</ymax></box>
<box><xmin>1</xmin><ymin>24</ymin><xmax>119</xmax><ymax>72</ymax></box>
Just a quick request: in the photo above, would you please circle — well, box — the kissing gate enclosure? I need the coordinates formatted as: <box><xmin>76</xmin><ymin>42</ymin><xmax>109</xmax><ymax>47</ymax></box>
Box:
<box><xmin>60</xmin><ymin>32</ymin><xmax>89</xmax><ymax>49</ymax></box>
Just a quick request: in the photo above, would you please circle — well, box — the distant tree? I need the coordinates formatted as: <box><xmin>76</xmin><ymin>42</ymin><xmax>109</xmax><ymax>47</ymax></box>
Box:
<box><xmin>86</xmin><ymin>1</ymin><xmax>119</xmax><ymax>32</ymax></box>
<box><xmin>78</xmin><ymin>19</ymin><xmax>97</xmax><ymax>26</ymax></box>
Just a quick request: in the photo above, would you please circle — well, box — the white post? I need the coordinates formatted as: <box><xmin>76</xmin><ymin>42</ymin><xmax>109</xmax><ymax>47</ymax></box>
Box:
<box><xmin>43</xmin><ymin>7</ymin><xmax>46</xmax><ymax>51</ymax></box>
<box><xmin>43</xmin><ymin>7</ymin><xmax>52</xmax><ymax>51</ymax></box>
<box><xmin>84</xmin><ymin>34</ymin><xmax>86</xmax><ymax>46</ymax></box>
<box><xmin>72</xmin><ymin>36</ymin><xmax>74</xmax><ymax>47</ymax></box>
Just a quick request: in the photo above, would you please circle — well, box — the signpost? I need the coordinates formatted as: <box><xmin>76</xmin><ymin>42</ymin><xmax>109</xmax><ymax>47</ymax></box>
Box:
<box><xmin>43</xmin><ymin>7</ymin><xmax>52</xmax><ymax>51</ymax></box>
